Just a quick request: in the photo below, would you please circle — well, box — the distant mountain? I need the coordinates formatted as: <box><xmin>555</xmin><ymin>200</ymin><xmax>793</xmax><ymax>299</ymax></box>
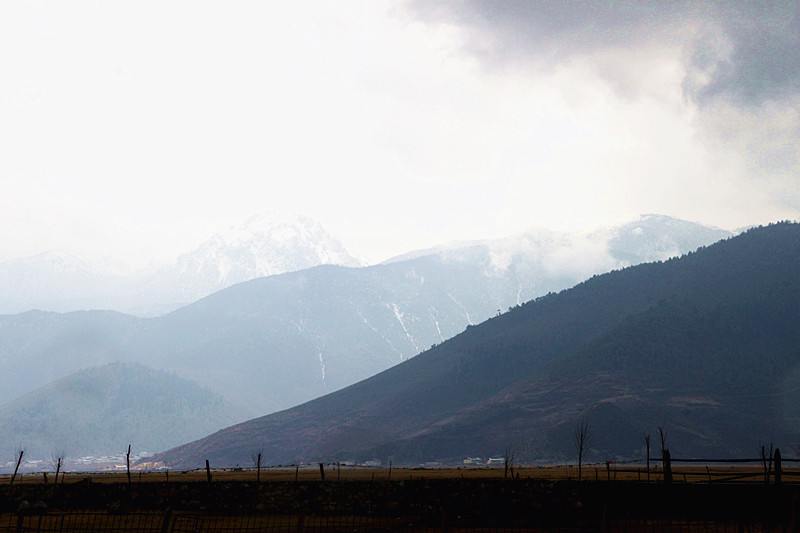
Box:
<box><xmin>172</xmin><ymin>213</ymin><xmax>362</xmax><ymax>303</ymax></box>
<box><xmin>0</xmin><ymin>216</ymin><xmax>733</xmax><ymax>416</ymax></box>
<box><xmin>153</xmin><ymin>222</ymin><xmax>800</xmax><ymax>468</ymax></box>
<box><xmin>0</xmin><ymin>362</ymin><xmax>243</xmax><ymax>462</ymax></box>
<box><xmin>0</xmin><ymin>213</ymin><xmax>361</xmax><ymax>316</ymax></box>
<box><xmin>0</xmin><ymin>252</ymin><xmax>111</xmax><ymax>313</ymax></box>
<box><xmin>595</xmin><ymin>214</ymin><xmax>734</xmax><ymax>264</ymax></box>
<box><xmin>385</xmin><ymin>214</ymin><xmax>732</xmax><ymax>271</ymax></box>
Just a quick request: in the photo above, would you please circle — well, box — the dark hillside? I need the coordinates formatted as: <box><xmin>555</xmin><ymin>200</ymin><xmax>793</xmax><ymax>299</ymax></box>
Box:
<box><xmin>155</xmin><ymin>223</ymin><xmax>800</xmax><ymax>468</ymax></box>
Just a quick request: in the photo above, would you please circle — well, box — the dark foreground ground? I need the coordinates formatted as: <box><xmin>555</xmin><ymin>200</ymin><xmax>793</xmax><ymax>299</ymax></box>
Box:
<box><xmin>1</xmin><ymin>468</ymin><xmax>799</xmax><ymax>531</ymax></box>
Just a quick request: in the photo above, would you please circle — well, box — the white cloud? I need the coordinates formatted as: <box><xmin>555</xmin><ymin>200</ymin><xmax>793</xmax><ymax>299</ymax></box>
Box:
<box><xmin>0</xmin><ymin>1</ymin><xmax>796</xmax><ymax>268</ymax></box>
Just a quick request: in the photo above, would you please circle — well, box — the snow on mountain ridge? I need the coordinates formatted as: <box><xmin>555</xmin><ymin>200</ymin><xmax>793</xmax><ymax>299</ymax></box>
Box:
<box><xmin>172</xmin><ymin>213</ymin><xmax>362</xmax><ymax>301</ymax></box>
<box><xmin>0</xmin><ymin>214</ymin><xmax>735</xmax><ymax>316</ymax></box>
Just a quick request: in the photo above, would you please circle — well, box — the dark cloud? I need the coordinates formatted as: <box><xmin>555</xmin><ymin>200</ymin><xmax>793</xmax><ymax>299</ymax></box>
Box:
<box><xmin>408</xmin><ymin>1</ymin><xmax>800</xmax><ymax>107</ymax></box>
<box><xmin>687</xmin><ymin>3</ymin><xmax>800</xmax><ymax>106</ymax></box>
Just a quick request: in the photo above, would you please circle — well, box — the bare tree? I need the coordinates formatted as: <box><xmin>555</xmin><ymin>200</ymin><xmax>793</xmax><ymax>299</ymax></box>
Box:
<box><xmin>574</xmin><ymin>419</ymin><xmax>591</xmax><ymax>481</ymax></box>
<box><xmin>657</xmin><ymin>427</ymin><xmax>667</xmax><ymax>457</ymax></box>
<box><xmin>51</xmin><ymin>450</ymin><xmax>65</xmax><ymax>485</ymax></box>
<box><xmin>503</xmin><ymin>445</ymin><xmax>516</xmax><ymax>480</ymax></box>
<box><xmin>760</xmin><ymin>442</ymin><xmax>774</xmax><ymax>484</ymax></box>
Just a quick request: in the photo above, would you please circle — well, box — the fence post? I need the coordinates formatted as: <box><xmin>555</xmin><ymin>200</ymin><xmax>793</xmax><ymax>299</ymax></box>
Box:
<box><xmin>663</xmin><ymin>449</ymin><xmax>672</xmax><ymax>484</ymax></box>
<box><xmin>319</xmin><ymin>463</ymin><xmax>325</xmax><ymax>481</ymax></box>
<box><xmin>126</xmin><ymin>445</ymin><xmax>132</xmax><ymax>485</ymax></box>
<box><xmin>206</xmin><ymin>460</ymin><xmax>212</xmax><ymax>482</ymax></box>
<box><xmin>774</xmin><ymin>448</ymin><xmax>782</xmax><ymax>485</ymax></box>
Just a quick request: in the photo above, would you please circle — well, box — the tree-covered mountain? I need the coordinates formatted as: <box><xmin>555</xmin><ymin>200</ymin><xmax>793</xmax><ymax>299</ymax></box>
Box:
<box><xmin>0</xmin><ymin>362</ymin><xmax>243</xmax><ymax>462</ymax></box>
<box><xmin>153</xmin><ymin>222</ymin><xmax>800</xmax><ymax>469</ymax></box>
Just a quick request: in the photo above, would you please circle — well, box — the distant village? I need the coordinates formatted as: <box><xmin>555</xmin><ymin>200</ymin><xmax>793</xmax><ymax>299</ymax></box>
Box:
<box><xmin>1</xmin><ymin>452</ymin><xmax>165</xmax><ymax>475</ymax></box>
<box><xmin>2</xmin><ymin>454</ymin><xmax>507</xmax><ymax>474</ymax></box>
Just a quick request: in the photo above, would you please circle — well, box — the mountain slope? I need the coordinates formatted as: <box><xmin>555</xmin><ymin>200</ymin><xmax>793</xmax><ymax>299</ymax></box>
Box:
<box><xmin>0</xmin><ymin>362</ymin><xmax>243</xmax><ymax>461</ymax></box>
<box><xmin>153</xmin><ymin>222</ymin><xmax>800</xmax><ymax>468</ymax></box>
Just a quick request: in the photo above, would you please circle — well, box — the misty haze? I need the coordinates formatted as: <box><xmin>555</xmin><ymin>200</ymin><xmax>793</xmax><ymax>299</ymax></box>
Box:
<box><xmin>1</xmin><ymin>1</ymin><xmax>798</xmax><ymax>531</ymax></box>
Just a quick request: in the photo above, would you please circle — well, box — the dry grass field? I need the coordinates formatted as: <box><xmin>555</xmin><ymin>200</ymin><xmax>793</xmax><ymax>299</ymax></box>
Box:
<box><xmin>1</xmin><ymin>464</ymin><xmax>796</xmax><ymax>531</ymax></box>
<box><xmin>3</xmin><ymin>463</ymin><xmax>797</xmax><ymax>485</ymax></box>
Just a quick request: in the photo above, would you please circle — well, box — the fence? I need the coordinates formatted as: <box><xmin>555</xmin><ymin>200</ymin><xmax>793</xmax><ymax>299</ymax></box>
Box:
<box><xmin>607</xmin><ymin>446</ymin><xmax>800</xmax><ymax>484</ymax></box>
<box><xmin>0</xmin><ymin>511</ymin><xmax>791</xmax><ymax>533</ymax></box>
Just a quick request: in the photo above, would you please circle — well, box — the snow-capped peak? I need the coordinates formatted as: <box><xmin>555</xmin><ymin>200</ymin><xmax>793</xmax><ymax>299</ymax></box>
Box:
<box><xmin>174</xmin><ymin>212</ymin><xmax>362</xmax><ymax>298</ymax></box>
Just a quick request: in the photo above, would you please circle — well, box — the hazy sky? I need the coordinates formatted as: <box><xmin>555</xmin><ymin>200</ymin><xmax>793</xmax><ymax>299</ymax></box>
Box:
<box><xmin>1</xmin><ymin>1</ymin><xmax>797</xmax><ymax>268</ymax></box>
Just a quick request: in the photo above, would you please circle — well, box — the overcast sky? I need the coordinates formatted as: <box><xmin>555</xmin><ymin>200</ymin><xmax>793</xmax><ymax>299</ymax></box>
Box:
<box><xmin>1</xmin><ymin>1</ymin><xmax>797</xmax><ymax>268</ymax></box>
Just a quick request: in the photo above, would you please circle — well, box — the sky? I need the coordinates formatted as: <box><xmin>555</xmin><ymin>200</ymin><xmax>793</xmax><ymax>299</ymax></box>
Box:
<box><xmin>1</xmin><ymin>1</ymin><xmax>798</xmax><ymax>269</ymax></box>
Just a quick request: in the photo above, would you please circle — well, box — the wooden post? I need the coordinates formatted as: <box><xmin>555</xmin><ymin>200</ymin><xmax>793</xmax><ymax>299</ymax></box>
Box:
<box><xmin>388</xmin><ymin>461</ymin><xmax>392</xmax><ymax>480</ymax></box>
<box><xmin>126</xmin><ymin>445</ymin><xmax>132</xmax><ymax>485</ymax></box>
<box><xmin>318</xmin><ymin>463</ymin><xmax>325</xmax><ymax>481</ymax></box>
<box><xmin>10</xmin><ymin>449</ymin><xmax>24</xmax><ymax>488</ymax></box>
<box><xmin>606</xmin><ymin>461</ymin><xmax>611</xmax><ymax>481</ymax></box>
<box><xmin>774</xmin><ymin>448</ymin><xmax>782</xmax><ymax>485</ymax></box>
<box><xmin>663</xmin><ymin>449</ymin><xmax>672</xmax><ymax>484</ymax></box>
<box><xmin>295</xmin><ymin>466</ymin><xmax>299</xmax><ymax>482</ymax></box>
<box><xmin>206</xmin><ymin>460</ymin><xmax>212</xmax><ymax>482</ymax></box>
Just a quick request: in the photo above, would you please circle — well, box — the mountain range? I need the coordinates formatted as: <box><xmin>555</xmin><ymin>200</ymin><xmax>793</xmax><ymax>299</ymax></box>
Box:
<box><xmin>154</xmin><ymin>222</ymin><xmax>800</xmax><ymax>468</ymax></box>
<box><xmin>0</xmin><ymin>214</ymin><xmax>734</xmax><ymax>460</ymax></box>
<box><xmin>0</xmin><ymin>213</ymin><xmax>362</xmax><ymax>316</ymax></box>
